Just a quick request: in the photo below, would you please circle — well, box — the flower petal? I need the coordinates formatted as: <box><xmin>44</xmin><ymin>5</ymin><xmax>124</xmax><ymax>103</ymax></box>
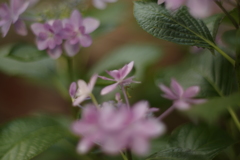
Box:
<box><xmin>183</xmin><ymin>86</ymin><xmax>200</xmax><ymax>98</ymax></box>
<box><xmin>64</xmin><ymin>41</ymin><xmax>80</xmax><ymax>57</ymax></box>
<box><xmin>47</xmin><ymin>46</ymin><xmax>62</xmax><ymax>59</ymax></box>
<box><xmin>165</xmin><ymin>0</ymin><xmax>186</xmax><ymax>10</ymax></box>
<box><xmin>159</xmin><ymin>84</ymin><xmax>177</xmax><ymax>99</ymax></box>
<box><xmin>11</xmin><ymin>0</ymin><xmax>29</xmax><ymax>22</ymax></box>
<box><xmin>73</xmin><ymin>95</ymin><xmax>88</xmax><ymax>106</ymax></box>
<box><xmin>132</xmin><ymin>101</ymin><xmax>149</xmax><ymax>121</ymax></box>
<box><xmin>70</xmin><ymin>10</ymin><xmax>82</xmax><ymax>28</ymax></box>
<box><xmin>131</xmin><ymin>137</ymin><xmax>149</xmax><ymax>156</ymax></box>
<box><xmin>173</xmin><ymin>100</ymin><xmax>190</xmax><ymax>110</ymax></box>
<box><xmin>31</xmin><ymin>23</ymin><xmax>45</xmax><ymax>35</ymax></box>
<box><xmin>14</xmin><ymin>19</ymin><xmax>27</xmax><ymax>36</ymax></box>
<box><xmin>69</xmin><ymin>82</ymin><xmax>77</xmax><ymax>97</ymax></box>
<box><xmin>101</xmin><ymin>83</ymin><xmax>118</xmax><ymax>95</ymax></box>
<box><xmin>158</xmin><ymin>0</ymin><xmax>165</xmax><ymax>5</ymax></box>
<box><xmin>82</xmin><ymin>17</ymin><xmax>100</xmax><ymax>34</ymax></box>
<box><xmin>120</xmin><ymin>61</ymin><xmax>134</xmax><ymax>80</ymax></box>
<box><xmin>170</xmin><ymin>79</ymin><xmax>184</xmax><ymax>97</ymax></box>
<box><xmin>1</xmin><ymin>21</ymin><xmax>11</xmax><ymax>37</ymax></box>
<box><xmin>77</xmin><ymin>138</ymin><xmax>94</xmax><ymax>154</ymax></box>
<box><xmin>88</xmin><ymin>74</ymin><xmax>98</xmax><ymax>91</ymax></box>
<box><xmin>79</xmin><ymin>34</ymin><xmax>92</xmax><ymax>47</ymax></box>
<box><xmin>93</xmin><ymin>0</ymin><xmax>107</xmax><ymax>9</ymax></box>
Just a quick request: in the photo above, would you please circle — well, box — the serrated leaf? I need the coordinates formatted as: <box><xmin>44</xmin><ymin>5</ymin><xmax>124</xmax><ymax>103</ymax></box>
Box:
<box><xmin>134</xmin><ymin>2</ymin><xmax>215</xmax><ymax>50</ymax></box>
<box><xmin>186</xmin><ymin>92</ymin><xmax>240</xmax><ymax>123</ymax></box>
<box><xmin>147</xmin><ymin>124</ymin><xmax>234</xmax><ymax>160</ymax></box>
<box><xmin>0</xmin><ymin>115</ymin><xmax>72</xmax><ymax>160</ymax></box>
<box><xmin>7</xmin><ymin>44</ymin><xmax>47</xmax><ymax>62</ymax></box>
<box><xmin>155</xmin><ymin>50</ymin><xmax>235</xmax><ymax>98</ymax></box>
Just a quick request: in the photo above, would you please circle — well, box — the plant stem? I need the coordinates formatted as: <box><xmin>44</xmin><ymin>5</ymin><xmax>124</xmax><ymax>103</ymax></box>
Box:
<box><xmin>126</xmin><ymin>149</ymin><xmax>133</xmax><ymax>160</ymax></box>
<box><xmin>211</xmin><ymin>43</ymin><xmax>235</xmax><ymax>66</ymax></box>
<box><xmin>157</xmin><ymin>105</ymin><xmax>175</xmax><ymax>120</ymax></box>
<box><xmin>120</xmin><ymin>151</ymin><xmax>128</xmax><ymax>160</ymax></box>
<box><xmin>90</xmin><ymin>93</ymin><xmax>100</xmax><ymax>109</ymax></box>
<box><xmin>66</xmin><ymin>56</ymin><xmax>74</xmax><ymax>83</ymax></box>
<box><xmin>121</xmin><ymin>85</ymin><xmax>130</xmax><ymax>108</ymax></box>
<box><xmin>228</xmin><ymin>107</ymin><xmax>240</xmax><ymax>132</ymax></box>
<box><xmin>214</xmin><ymin>0</ymin><xmax>239</xmax><ymax>29</ymax></box>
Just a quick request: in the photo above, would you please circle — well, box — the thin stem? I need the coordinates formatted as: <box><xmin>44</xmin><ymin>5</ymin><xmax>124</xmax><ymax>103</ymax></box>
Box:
<box><xmin>211</xmin><ymin>43</ymin><xmax>235</xmax><ymax>66</ymax></box>
<box><xmin>120</xmin><ymin>151</ymin><xmax>128</xmax><ymax>160</ymax></box>
<box><xmin>121</xmin><ymin>85</ymin><xmax>130</xmax><ymax>108</ymax></box>
<box><xmin>157</xmin><ymin>105</ymin><xmax>175</xmax><ymax>120</ymax></box>
<box><xmin>228</xmin><ymin>107</ymin><xmax>240</xmax><ymax>132</ymax></box>
<box><xmin>126</xmin><ymin>149</ymin><xmax>133</xmax><ymax>160</ymax></box>
<box><xmin>90</xmin><ymin>93</ymin><xmax>100</xmax><ymax>109</ymax></box>
<box><xmin>66</xmin><ymin>56</ymin><xmax>74</xmax><ymax>83</ymax></box>
<box><xmin>214</xmin><ymin>0</ymin><xmax>239</xmax><ymax>29</ymax></box>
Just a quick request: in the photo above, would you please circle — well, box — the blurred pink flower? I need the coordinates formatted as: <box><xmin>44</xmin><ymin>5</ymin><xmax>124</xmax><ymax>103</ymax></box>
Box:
<box><xmin>72</xmin><ymin>101</ymin><xmax>165</xmax><ymax>155</ymax></box>
<box><xmin>158</xmin><ymin>0</ymin><xmax>215</xmax><ymax>18</ymax></box>
<box><xmin>63</xmin><ymin>10</ymin><xmax>100</xmax><ymax>56</ymax></box>
<box><xmin>159</xmin><ymin>79</ymin><xmax>206</xmax><ymax>110</ymax></box>
<box><xmin>99</xmin><ymin>61</ymin><xmax>140</xmax><ymax>95</ymax></box>
<box><xmin>72</xmin><ymin>74</ymin><xmax>98</xmax><ymax>106</ymax></box>
<box><xmin>93</xmin><ymin>0</ymin><xmax>118</xmax><ymax>10</ymax></box>
<box><xmin>0</xmin><ymin>0</ymin><xmax>29</xmax><ymax>37</ymax></box>
<box><xmin>31</xmin><ymin>20</ymin><xmax>65</xmax><ymax>59</ymax></box>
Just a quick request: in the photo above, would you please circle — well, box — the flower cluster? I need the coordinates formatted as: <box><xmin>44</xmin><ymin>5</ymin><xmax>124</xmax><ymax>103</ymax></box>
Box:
<box><xmin>31</xmin><ymin>10</ymin><xmax>100</xmax><ymax>59</ymax></box>
<box><xmin>0</xmin><ymin>0</ymin><xmax>29</xmax><ymax>37</ymax></box>
<box><xmin>72</xmin><ymin>101</ymin><xmax>166</xmax><ymax>155</ymax></box>
<box><xmin>158</xmin><ymin>0</ymin><xmax>215</xmax><ymax>18</ymax></box>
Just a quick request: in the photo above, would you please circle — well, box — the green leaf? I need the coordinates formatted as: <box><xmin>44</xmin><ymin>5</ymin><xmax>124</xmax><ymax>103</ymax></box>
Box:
<box><xmin>86</xmin><ymin>2</ymin><xmax>126</xmax><ymax>37</ymax></box>
<box><xmin>155</xmin><ymin>50</ymin><xmax>235</xmax><ymax>98</ymax></box>
<box><xmin>0</xmin><ymin>115</ymin><xmax>72</xmax><ymax>160</ymax></box>
<box><xmin>203</xmin><ymin>14</ymin><xmax>224</xmax><ymax>40</ymax></box>
<box><xmin>186</xmin><ymin>92</ymin><xmax>240</xmax><ymax>123</ymax></box>
<box><xmin>7</xmin><ymin>43</ymin><xmax>47</xmax><ymax>62</ymax></box>
<box><xmin>147</xmin><ymin>124</ymin><xmax>234</xmax><ymax>160</ymax></box>
<box><xmin>0</xmin><ymin>56</ymin><xmax>56</xmax><ymax>80</ymax></box>
<box><xmin>89</xmin><ymin>44</ymin><xmax>162</xmax><ymax>83</ymax></box>
<box><xmin>134</xmin><ymin>2</ymin><xmax>215</xmax><ymax>50</ymax></box>
<box><xmin>0</xmin><ymin>44</ymin><xmax>14</xmax><ymax>58</ymax></box>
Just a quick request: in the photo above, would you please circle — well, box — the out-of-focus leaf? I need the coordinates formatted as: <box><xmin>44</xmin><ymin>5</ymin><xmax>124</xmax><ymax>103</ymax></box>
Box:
<box><xmin>134</xmin><ymin>2</ymin><xmax>215</xmax><ymax>51</ymax></box>
<box><xmin>203</xmin><ymin>14</ymin><xmax>224</xmax><ymax>39</ymax></box>
<box><xmin>86</xmin><ymin>2</ymin><xmax>126</xmax><ymax>37</ymax></box>
<box><xmin>89</xmin><ymin>44</ymin><xmax>162</xmax><ymax>85</ymax></box>
<box><xmin>0</xmin><ymin>115</ymin><xmax>72</xmax><ymax>160</ymax></box>
<box><xmin>185</xmin><ymin>92</ymin><xmax>240</xmax><ymax>123</ymax></box>
<box><xmin>7</xmin><ymin>44</ymin><xmax>47</xmax><ymax>62</ymax></box>
<box><xmin>147</xmin><ymin>124</ymin><xmax>234</xmax><ymax>160</ymax></box>
<box><xmin>155</xmin><ymin>50</ymin><xmax>235</xmax><ymax>98</ymax></box>
<box><xmin>0</xmin><ymin>56</ymin><xmax>56</xmax><ymax>79</ymax></box>
<box><xmin>222</xmin><ymin>29</ymin><xmax>240</xmax><ymax>49</ymax></box>
<box><xmin>0</xmin><ymin>44</ymin><xmax>14</xmax><ymax>57</ymax></box>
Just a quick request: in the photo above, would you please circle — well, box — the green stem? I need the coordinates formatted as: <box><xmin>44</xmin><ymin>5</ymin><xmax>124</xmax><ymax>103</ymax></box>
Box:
<box><xmin>126</xmin><ymin>149</ymin><xmax>133</xmax><ymax>160</ymax></box>
<box><xmin>90</xmin><ymin>93</ymin><xmax>100</xmax><ymax>109</ymax></box>
<box><xmin>214</xmin><ymin>0</ymin><xmax>239</xmax><ymax>29</ymax></box>
<box><xmin>121</xmin><ymin>85</ymin><xmax>130</xmax><ymax>108</ymax></box>
<box><xmin>228</xmin><ymin>107</ymin><xmax>240</xmax><ymax>132</ymax></box>
<box><xmin>66</xmin><ymin>56</ymin><xmax>74</xmax><ymax>83</ymax></box>
<box><xmin>210</xmin><ymin>43</ymin><xmax>235</xmax><ymax>66</ymax></box>
<box><xmin>120</xmin><ymin>151</ymin><xmax>128</xmax><ymax>160</ymax></box>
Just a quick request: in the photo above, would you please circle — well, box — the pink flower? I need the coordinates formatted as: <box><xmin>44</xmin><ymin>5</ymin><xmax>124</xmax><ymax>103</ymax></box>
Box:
<box><xmin>159</xmin><ymin>79</ymin><xmax>206</xmax><ymax>110</ymax></box>
<box><xmin>0</xmin><ymin>0</ymin><xmax>29</xmax><ymax>37</ymax></box>
<box><xmin>31</xmin><ymin>20</ymin><xmax>65</xmax><ymax>59</ymax></box>
<box><xmin>71</xmin><ymin>74</ymin><xmax>98</xmax><ymax>106</ymax></box>
<box><xmin>93</xmin><ymin>0</ymin><xmax>118</xmax><ymax>10</ymax></box>
<box><xmin>63</xmin><ymin>10</ymin><xmax>100</xmax><ymax>56</ymax></box>
<box><xmin>98</xmin><ymin>61</ymin><xmax>140</xmax><ymax>95</ymax></box>
<box><xmin>72</xmin><ymin>101</ymin><xmax>166</xmax><ymax>155</ymax></box>
<box><xmin>158</xmin><ymin>0</ymin><xmax>215</xmax><ymax>18</ymax></box>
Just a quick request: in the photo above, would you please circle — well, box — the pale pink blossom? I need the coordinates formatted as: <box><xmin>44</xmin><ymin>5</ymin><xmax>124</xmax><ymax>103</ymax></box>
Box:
<box><xmin>93</xmin><ymin>0</ymin><xmax>118</xmax><ymax>10</ymax></box>
<box><xmin>63</xmin><ymin>10</ymin><xmax>100</xmax><ymax>56</ymax></box>
<box><xmin>0</xmin><ymin>0</ymin><xmax>29</xmax><ymax>37</ymax></box>
<box><xmin>159</xmin><ymin>79</ymin><xmax>206</xmax><ymax>110</ymax></box>
<box><xmin>99</xmin><ymin>61</ymin><xmax>140</xmax><ymax>95</ymax></box>
<box><xmin>158</xmin><ymin>0</ymin><xmax>215</xmax><ymax>18</ymax></box>
<box><xmin>72</xmin><ymin>101</ymin><xmax>166</xmax><ymax>155</ymax></box>
<box><xmin>71</xmin><ymin>74</ymin><xmax>98</xmax><ymax>106</ymax></box>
